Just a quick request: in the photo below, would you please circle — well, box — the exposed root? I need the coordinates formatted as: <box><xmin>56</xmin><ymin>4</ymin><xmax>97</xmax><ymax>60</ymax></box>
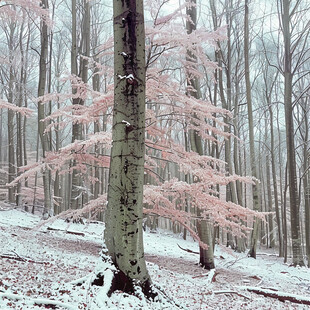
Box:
<box><xmin>86</xmin><ymin>254</ymin><xmax>188</xmax><ymax>308</ymax></box>
<box><xmin>91</xmin><ymin>265</ymin><xmax>158</xmax><ymax>300</ymax></box>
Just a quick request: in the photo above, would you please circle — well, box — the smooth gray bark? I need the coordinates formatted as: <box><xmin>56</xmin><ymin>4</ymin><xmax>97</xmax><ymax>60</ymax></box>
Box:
<box><xmin>244</xmin><ymin>0</ymin><xmax>261</xmax><ymax>259</ymax></box>
<box><xmin>186</xmin><ymin>0</ymin><xmax>215</xmax><ymax>270</ymax></box>
<box><xmin>269</xmin><ymin>105</ymin><xmax>283</xmax><ymax>256</ymax></box>
<box><xmin>281</xmin><ymin>0</ymin><xmax>304</xmax><ymax>266</ymax></box>
<box><xmin>103</xmin><ymin>0</ymin><xmax>153</xmax><ymax>297</ymax></box>
<box><xmin>38</xmin><ymin>0</ymin><xmax>52</xmax><ymax>219</ymax></box>
<box><xmin>7</xmin><ymin>23</ymin><xmax>16</xmax><ymax>204</ymax></box>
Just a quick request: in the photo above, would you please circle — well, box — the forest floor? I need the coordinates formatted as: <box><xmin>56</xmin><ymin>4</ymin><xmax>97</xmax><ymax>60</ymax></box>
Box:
<box><xmin>0</xmin><ymin>205</ymin><xmax>310</xmax><ymax>309</ymax></box>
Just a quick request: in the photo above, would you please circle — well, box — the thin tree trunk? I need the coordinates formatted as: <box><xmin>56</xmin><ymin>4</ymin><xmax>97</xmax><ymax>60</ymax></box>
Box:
<box><xmin>32</xmin><ymin>131</ymin><xmax>40</xmax><ymax>214</ymax></box>
<box><xmin>7</xmin><ymin>22</ymin><xmax>16</xmax><ymax>203</ymax></box>
<box><xmin>0</xmin><ymin>109</ymin><xmax>2</xmax><ymax>163</ymax></box>
<box><xmin>266</xmin><ymin>154</ymin><xmax>275</xmax><ymax>248</ymax></box>
<box><xmin>7</xmin><ymin>64</ymin><xmax>16</xmax><ymax>203</ymax></box>
<box><xmin>15</xmin><ymin>23</ymin><xmax>26</xmax><ymax>207</ymax></box>
<box><xmin>187</xmin><ymin>0</ymin><xmax>215</xmax><ymax>269</ymax></box>
<box><xmin>70</xmin><ymin>0</ymin><xmax>90</xmax><ymax>209</ymax></box>
<box><xmin>245</xmin><ymin>0</ymin><xmax>260</xmax><ymax>258</ymax></box>
<box><xmin>269</xmin><ymin>105</ymin><xmax>283</xmax><ymax>256</ymax></box>
<box><xmin>70</xmin><ymin>0</ymin><xmax>80</xmax><ymax>210</ymax></box>
<box><xmin>38</xmin><ymin>0</ymin><xmax>52</xmax><ymax>219</ymax></box>
<box><xmin>301</xmin><ymin>100</ymin><xmax>310</xmax><ymax>266</ymax></box>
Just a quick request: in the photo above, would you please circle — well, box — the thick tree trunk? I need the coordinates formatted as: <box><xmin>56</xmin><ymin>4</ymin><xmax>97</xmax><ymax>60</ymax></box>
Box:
<box><xmin>103</xmin><ymin>0</ymin><xmax>154</xmax><ymax>297</ymax></box>
<box><xmin>281</xmin><ymin>0</ymin><xmax>304</xmax><ymax>266</ymax></box>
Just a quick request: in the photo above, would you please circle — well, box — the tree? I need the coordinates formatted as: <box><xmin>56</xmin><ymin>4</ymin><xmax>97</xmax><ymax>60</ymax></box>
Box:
<box><xmin>244</xmin><ymin>0</ymin><xmax>261</xmax><ymax>259</ymax></box>
<box><xmin>101</xmin><ymin>0</ymin><xmax>154</xmax><ymax>298</ymax></box>
<box><xmin>70</xmin><ymin>0</ymin><xmax>91</xmax><ymax>210</ymax></box>
<box><xmin>186</xmin><ymin>0</ymin><xmax>215</xmax><ymax>270</ymax></box>
<box><xmin>37</xmin><ymin>0</ymin><xmax>52</xmax><ymax>219</ymax></box>
<box><xmin>280</xmin><ymin>0</ymin><xmax>306</xmax><ymax>266</ymax></box>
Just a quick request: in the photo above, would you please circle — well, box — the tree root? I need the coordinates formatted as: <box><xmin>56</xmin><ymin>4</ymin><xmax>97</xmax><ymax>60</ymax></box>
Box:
<box><xmin>92</xmin><ymin>268</ymin><xmax>158</xmax><ymax>300</ymax></box>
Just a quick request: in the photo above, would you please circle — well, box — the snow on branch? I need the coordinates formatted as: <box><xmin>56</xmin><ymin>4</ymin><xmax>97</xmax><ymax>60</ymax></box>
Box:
<box><xmin>0</xmin><ymin>99</ymin><xmax>32</xmax><ymax>116</ymax></box>
<box><xmin>0</xmin><ymin>0</ymin><xmax>50</xmax><ymax>24</ymax></box>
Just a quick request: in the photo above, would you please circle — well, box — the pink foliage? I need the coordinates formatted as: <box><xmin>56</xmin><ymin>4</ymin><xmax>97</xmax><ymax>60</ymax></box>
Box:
<box><xmin>141</xmin><ymin>0</ymin><xmax>263</xmax><ymax>246</ymax></box>
<box><xmin>0</xmin><ymin>99</ymin><xmax>32</xmax><ymax>116</ymax></box>
<box><xmin>0</xmin><ymin>0</ymin><xmax>50</xmax><ymax>24</ymax></box>
<box><xmin>13</xmin><ymin>0</ymin><xmax>264</xmax><ymax>249</ymax></box>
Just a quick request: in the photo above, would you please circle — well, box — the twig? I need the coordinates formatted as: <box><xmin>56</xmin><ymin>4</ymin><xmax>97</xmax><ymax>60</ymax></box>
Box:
<box><xmin>177</xmin><ymin>243</ymin><xmax>199</xmax><ymax>254</ymax></box>
<box><xmin>213</xmin><ymin>290</ymin><xmax>250</xmax><ymax>300</ymax></box>
<box><xmin>47</xmin><ymin>227</ymin><xmax>85</xmax><ymax>236</ymax></box>
<box><xmin>0</xmin><ymin>292</ymin><xmax>76</xmax><ymax>310</ymax></box>
<box><xmin>153</xmin><ymin>283</ymin><xmax>187</xmax><ymax>309</ymax></box>
<box><xmin>192</xmin><ymin>273</ymin><xmax>209</xmax><ymax>279</ymax></box>
<box><xmin>223</xmin><ymin>256</ymin><xmax>248</xmax><ymax>268</ymax></box>
<box><xmin>256</xmin><ymin>253</ymin><xmax>279</xmax><ymax>257</ymax></box>
<box><xmin>0</xmin><ymin>253</ymin><xmax>47</xmax><ymax>265</ymax></box>
<box><xmin>11</xmin><ymin>250</ymin><xmax>26</xmax><ymax>262</ymax></box>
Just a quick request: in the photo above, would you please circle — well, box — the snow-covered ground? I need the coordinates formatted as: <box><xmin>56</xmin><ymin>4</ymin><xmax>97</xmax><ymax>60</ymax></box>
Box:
<box><xmin>0</xmin><ymin>207</ymin><xmax>309</xmax><ymax>309</ymax></box>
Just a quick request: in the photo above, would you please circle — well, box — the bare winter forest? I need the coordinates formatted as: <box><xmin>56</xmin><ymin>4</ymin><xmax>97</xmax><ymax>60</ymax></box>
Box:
<box><xmin>0</xmin><ymin>0</ymin><xmax>310</xmax><ymax>309</ymax></box>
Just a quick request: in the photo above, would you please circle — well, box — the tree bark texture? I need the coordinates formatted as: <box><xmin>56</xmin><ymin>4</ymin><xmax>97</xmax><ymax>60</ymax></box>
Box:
<box><xmin>70</xmin><ymin>0</ymin><xmax>91</xmax><ymax>210</ymax></box>
<box><xmin>7</xmin><ymin>24</ymin><xmax>16</xmax><ymax>204</ymax></box>
<box><xmin>281</xmin><ymin>0</ymin><xmax>304</xmax><ymax>266</ymax></box>
<box><xmin>269</xmin><ymin>106</ymin><xmax>283</xmax><ymax>256</ymax></box>
<box><xmin>103</xmin><ymin>0</ymin><xmax>153</xmax><ymax>297</ymax></box>
<box><xmin>38</xmin><ymin>0</ymin><xmax>52</xmax><ymax>219</ymax></box>
<box><xmin>186</xmin><ymin>0</ymin><xmax>215</xmax><ymax>270</ymax></box>
<box><xmin>244</xmin><ymin>0</ymin><xmax>261</xmax><ymax>259</ymax></box>
<box><xmin>302</xmin><ymin>103</ymin><xmax>310</xmax><ymax>267</ymax></box>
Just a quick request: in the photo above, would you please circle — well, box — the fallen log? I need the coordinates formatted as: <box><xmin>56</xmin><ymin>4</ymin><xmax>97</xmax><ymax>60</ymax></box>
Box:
<box><xmin>241</xmin><ymin>286</ymin><xmax>310</xmax><ymax>305</ymax></box>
